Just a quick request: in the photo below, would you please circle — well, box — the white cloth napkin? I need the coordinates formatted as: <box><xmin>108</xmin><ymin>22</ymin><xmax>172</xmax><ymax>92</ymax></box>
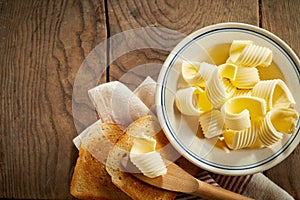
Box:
<box><xmin>73</xmin><ymin>76</ymin><xmax>294</xmax><ymax>200</ymax></box>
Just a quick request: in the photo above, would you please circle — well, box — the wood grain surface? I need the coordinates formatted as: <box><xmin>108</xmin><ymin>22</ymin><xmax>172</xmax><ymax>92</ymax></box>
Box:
<box><xmin>108</xmin><ymin>0</ymin><xmax>258</xmax><ymax>88</ymax></box>
<box><xmin>0</xmin><ymin>0</ymin><xmax>299</xmax><ymax>199</ymax></box>
<box><xmin>0</xmin><ymin>0</ymin><xmax>107</xmax><ymax>199</ymax></box>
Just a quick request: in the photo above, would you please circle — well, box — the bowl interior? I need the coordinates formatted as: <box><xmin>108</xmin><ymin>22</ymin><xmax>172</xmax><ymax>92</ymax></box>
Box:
<box><xmin>156</xmin><ymin>23</ymin><xmax>300</xmax><ymax>175</ymax></box>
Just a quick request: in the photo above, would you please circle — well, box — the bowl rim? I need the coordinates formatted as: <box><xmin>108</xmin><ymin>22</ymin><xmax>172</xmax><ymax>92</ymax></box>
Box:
<box><xmin>156</xmin><ymin>22</ymin><xmax>300</xmax><ymax>175</ymax></box>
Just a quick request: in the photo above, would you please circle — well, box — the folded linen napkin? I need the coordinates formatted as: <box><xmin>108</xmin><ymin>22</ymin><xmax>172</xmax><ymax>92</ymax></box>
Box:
<box><xmin>73</xmin><ymin>76</ymin><xmax>294</xmax><ymax>200</ymax></box>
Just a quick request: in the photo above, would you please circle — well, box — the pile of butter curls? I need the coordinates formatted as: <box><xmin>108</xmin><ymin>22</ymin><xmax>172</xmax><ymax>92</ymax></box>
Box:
<box><xmin>175</xmin><ymin>40</ymin><xmax>299</xmax><ymax>150</ymax></box>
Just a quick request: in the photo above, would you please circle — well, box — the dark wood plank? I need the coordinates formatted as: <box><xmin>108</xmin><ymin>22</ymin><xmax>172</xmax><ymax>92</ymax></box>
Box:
<box><xmin>107</xmin><ymin>0</ymin><xmax>259</xmax><ymax>89</ymax></box>
<box><xmin>0</xmin><ymin>0</ymin><xmax>107</xmax><ymax>199</ymax></box>
<box><xmin>260</xmin><ymin>0</ymin><xmax>300</xmax><ymax>57</ymax></box>
<box><xmin>260</xmin><ymin>0</ymin><xmax>300</xmax><ymax>198</ymax></box>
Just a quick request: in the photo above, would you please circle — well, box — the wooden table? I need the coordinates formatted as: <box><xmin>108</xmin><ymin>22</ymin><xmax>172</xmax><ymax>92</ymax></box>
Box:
<box><xmin>0</xmin><ymin>0</ymin><xmax>299</xmax><ymax>199</ymax></box>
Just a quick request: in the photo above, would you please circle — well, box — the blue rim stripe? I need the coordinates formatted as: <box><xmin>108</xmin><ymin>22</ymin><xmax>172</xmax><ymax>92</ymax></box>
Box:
<box><xmin>160</xmin><ymin>27</ymin><xmax>300</xmax><ymax>171</ymax></box>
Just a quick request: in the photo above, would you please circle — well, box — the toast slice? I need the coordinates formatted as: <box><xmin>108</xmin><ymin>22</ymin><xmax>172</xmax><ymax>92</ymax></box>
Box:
<box><xmin>105</xmin><ymin>115</ymin><xmax>177</xmax><ymax>200</ymax></box>
<box><xmin>70</xmin><ymin>123</ymin><xmax>131</xmax><ymax>200</ymax></box>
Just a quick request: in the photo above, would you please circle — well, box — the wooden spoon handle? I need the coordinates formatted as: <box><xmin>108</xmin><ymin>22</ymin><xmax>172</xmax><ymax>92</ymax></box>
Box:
<box><xmin>193</xmin><ymin>179</ymin><xmax>253</xmax><ymax>200</ymax></box>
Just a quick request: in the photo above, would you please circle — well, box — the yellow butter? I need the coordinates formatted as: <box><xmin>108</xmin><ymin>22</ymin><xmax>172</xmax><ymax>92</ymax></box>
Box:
<box><xmin>177</xmin><ymin>40</ymin><xmax>298</xmax><ymax>150</ymax></box>
<box><xmin>181</xmin><ymin>61</ymin><xmax>202</xmax><ymax>84</ymax></box>
<box><xmin>175</xmin><ymin>87</ymin><xmax>212</xmax><ymax>116</ymax></box>
<box><xmin>181</xmin><ymin>61</ymin><xmax>216</xmax><ymax>87</ymax></box>
<box><xmin>229</xmin><ymin>40</ymin><xmax>272</xmax><ymax>67</ymax></box>
<box><xmin>223</xmin><ymin>109</ymin><xmax>251</xmax><ymax>130</ymax></box>
<box><xmin>223</xmin><ymin>126</ymin><xmax>258</xmax><ymax>150</ymax></box>
<box><xmin>195</xmin><ymin>87</ymin><xmax>213</xmax><ymax>113</ymax></box>
<box><xmin>218</xmin><ymin>63</ymin><xmax>238</xmax><ymax>81</ymax></box>
<box><xmin>252</xmin><ymin>79</ymin><xmax>296</xmax><ymax>110</ymax></box>
<box><xmin>130</xmin><ymin>133</ymin><xmax>167</xmax><ymax>178</ymax></box>
<box><xmin>257</xmin><ymin>108</ymin><xmax>299</xmax><ymax>147</ymax></box>
<box><xmin>232</xmin><ymin>89</ymin><xmax>252</xmax><ymax>97</ymax></box>
<box><xmin>130</xmin><ymin>134</ymin><xmax>156</xmax><ymax>154</ymax></box>
<box><xmin>206</xmin><ymin>69</ymin><xmax>228</xmax><ymax>108</ymax></box>
<box><xmin>238</xmin><ymin>44</ymin><xmax>272</xmax><ymax>67</ymax></box>
<box><xmin>222</xmin><ymin>78</ymin><xmax>236</xmax><ymax>98</ymax></box>
<box><xmin>231</xmin><ymin>67</ymin><xmax>260</xmax><ymax>89</ymax></box>
<box><xmin>258</xmin><ymin>116</ymin><xmax>283</xmax><ymax>147</ymax></box>
<box><xmin>268</xmin><ymin>108</ymin><xmax>299</xmax><ymax>134</ymax></box>
<box><xmin>206</xmin><ymin>63</ymin><xmax>239</xmax><ymax>107</ymax></box>
<box><xmin>222</xmin><ymin>96</ymin><xmax>267</xmax><ymax>130</ymax></box>
<box><xmin>229</xmin><ymin>40</ymin><xmax>253</xmax><ymax>63</ymax></box>
<box><xmin>199</xmin><ymin>110</ymin><xmax>224</xmax><ymax>138</ymax></box>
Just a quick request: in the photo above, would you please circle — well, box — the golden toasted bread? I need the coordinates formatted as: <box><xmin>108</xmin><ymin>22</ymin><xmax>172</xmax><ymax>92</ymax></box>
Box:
<box><xmin>105</xmin><ymin>115</ymin><xmax>177</xmax><ymax>200</ymax></box>
<box><xmin>70</xmin><ymin>123</ymin><xmax>131</xmax><ymax>200</ymax></box>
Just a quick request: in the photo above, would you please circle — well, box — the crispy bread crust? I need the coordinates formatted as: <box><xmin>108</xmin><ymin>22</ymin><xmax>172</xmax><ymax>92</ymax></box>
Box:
<box><xmin>106</xmin><ymin>116</ymin><xmax>176</xmax><ymax>200</ymax></box>
<box><xmin>70</xmin><ymin>123</ymin><xmax>131</xmax><ymax>200</ymax></box>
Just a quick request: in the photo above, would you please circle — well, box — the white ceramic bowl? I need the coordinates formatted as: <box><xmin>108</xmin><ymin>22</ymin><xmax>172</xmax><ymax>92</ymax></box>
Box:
<box><xmin>156</xmin><ymin>22</ymin><xmax>300</xmax><ymax>175</ymax></box>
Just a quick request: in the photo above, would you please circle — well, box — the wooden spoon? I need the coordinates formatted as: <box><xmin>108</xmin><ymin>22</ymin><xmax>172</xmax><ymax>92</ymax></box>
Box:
<box><xmin>122</xmin><ymin>158</ymin><xmax>253</xmax><ymax>200</ymax></box>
